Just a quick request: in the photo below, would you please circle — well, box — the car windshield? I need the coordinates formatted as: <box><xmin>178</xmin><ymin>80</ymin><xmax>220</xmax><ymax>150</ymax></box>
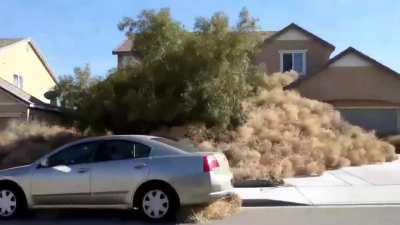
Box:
<box><xmin>151</xmin><ymin>137</ymin><xmax>200</xmax><ymax>153</ymax></box>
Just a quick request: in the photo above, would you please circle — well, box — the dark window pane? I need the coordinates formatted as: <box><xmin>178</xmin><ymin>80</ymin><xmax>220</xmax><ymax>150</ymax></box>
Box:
<box><xmin>94</xmin><ymin>141</ymin><xmax>134</xmax><ymax>162</ymax></box>
<box><xmin>293</xmin><ymin>53</ymin><xmax>304</xmax><ymax>74</ymax></box>
<box><xmin>48</xmin><ymin>142</ymin><xmax>99</xmax><ymax>167</ymax></box>
<box><xmin>134</xmin><ymin>143</ymin><xmax>151</xmax><ymax>158</ymax></box>
<box><xmin>282</xmin><ymin>53</ymin><xmax>293</xmax><ymax>72</ymax></box>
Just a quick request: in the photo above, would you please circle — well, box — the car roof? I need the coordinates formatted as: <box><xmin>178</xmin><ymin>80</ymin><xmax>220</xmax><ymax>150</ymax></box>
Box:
<box><xmin>44</xmin><ymin>135</ymin><xmax>188</xmax><ymax>159</ymax></box>
<box><xmin>71</xmin><ymin>135</ymin><xmax>158</xmax><ymax>143</ymax></box>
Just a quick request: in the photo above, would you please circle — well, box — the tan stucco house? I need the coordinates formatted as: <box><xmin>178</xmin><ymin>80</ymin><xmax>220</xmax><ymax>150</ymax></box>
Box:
<box><xmin>0</xmin><ymin>38</ymin><xmax>59</xmax><ymax>127</ymax></box>
<box><xmin>113</xmin><ymin>23</ymin><xmax>400</xmax><ymax>136</ymax></box>
<box><xmin>260</xmin><ymin>23</ymin><xmax>400</xmax><ymax>136</ymax></box>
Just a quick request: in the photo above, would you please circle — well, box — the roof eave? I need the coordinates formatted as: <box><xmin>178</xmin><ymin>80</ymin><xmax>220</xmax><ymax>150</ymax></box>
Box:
<box><xmin>285</xmin><ymin>47</ymin><xmax>400</xmax><ymax>89</ymax></box>
<box><xmin>27</xmin><ymin>39</ymin><xmax>59</xmax><ymax>85</ymax></box>
<box><xmin>29</xmin><ymin>103</ymin><xmax>62</xmax><ymax>112</ymax></box>
<box><xmin>263</xmin><ymin>23</ymin><xmax>336</xmax><ymax>51</ymax></box>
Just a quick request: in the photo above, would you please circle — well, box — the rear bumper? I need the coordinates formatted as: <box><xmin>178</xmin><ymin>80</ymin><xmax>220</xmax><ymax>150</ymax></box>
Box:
<box><xmin>209</xmin><ymin>189</ymin><xmax>235</xmax><ymax>200</ymax></box>
<box><xmin>208</xmin><ymin>171</ymin><xmax>234</xmax><ymax>201</ymax></box>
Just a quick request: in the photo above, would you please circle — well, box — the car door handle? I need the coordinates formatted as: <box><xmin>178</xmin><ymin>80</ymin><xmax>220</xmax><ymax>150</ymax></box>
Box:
<box><xmin>77</xmin><ymin>168</ymin><xmax>90</xmax><ymax>173</ymax></box>
<box><xmin>134</xmin><ymin>163</ymin><xmax>147</xmax><ymax>169</ymax></box>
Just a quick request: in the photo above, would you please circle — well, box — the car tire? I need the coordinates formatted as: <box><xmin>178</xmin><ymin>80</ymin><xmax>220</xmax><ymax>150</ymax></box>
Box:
<box><xmin>138</xmin><ymin>185</ymin><xmax>177</xmax><ymax>221</ymax></box>
<box><xmin>0</xmin><ymin>185</ymin><xmax>26</xmax><ymax>219</ymax></box>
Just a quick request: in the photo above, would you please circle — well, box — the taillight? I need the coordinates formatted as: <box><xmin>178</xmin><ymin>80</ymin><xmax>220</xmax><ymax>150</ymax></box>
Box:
<box><xmin>203</xmin><ymin>155</ymin><xmax>220</xmax><ymax>172</ymax></box>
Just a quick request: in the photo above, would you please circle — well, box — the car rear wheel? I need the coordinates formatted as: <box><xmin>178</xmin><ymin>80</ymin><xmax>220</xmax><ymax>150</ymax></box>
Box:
<box><xmin>139</xmin><ymin>187</ymin><xmax>176</xmax><ymax>221</ymax></box>
<box><xmin>0</xmin><ymin>188</ymin><xmax>19</xmax><ymax>219</ymax></box>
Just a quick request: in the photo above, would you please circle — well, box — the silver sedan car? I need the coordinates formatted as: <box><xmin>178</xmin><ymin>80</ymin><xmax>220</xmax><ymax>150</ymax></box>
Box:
<box><xmin>0</xmin><ymin>135</ymin><xmax>233</xmax><ymax>220</ymax></box>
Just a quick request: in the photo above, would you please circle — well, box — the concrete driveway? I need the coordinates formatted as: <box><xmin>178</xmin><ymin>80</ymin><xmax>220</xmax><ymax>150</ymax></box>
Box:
<box><xmin>236</xmin><ymin>158</ymin><xmax>400</xmax><ymax>205</ymax></box>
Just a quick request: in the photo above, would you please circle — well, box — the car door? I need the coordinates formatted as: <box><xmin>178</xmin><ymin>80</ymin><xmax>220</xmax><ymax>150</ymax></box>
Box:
<box><xmin>90</xmin><ymin>140</ymin><xmax>151</xmax><ymax>205</ymax></box>
<box><xmin>31</xmin><ymin>141</ymin><xmax>100</xmax><ymax>205</ymax></box>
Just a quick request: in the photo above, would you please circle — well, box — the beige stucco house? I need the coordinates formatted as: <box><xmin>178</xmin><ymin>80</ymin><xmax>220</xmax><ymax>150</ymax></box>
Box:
<box><xmin>0</xmin><ymin>38</ymin><xmax>59</xmax><ymax>127</ymax></box>
<box><xmin>113</xmin><ymin>23</ymin><xmax>400</xmax><ymax>136</ymax></box>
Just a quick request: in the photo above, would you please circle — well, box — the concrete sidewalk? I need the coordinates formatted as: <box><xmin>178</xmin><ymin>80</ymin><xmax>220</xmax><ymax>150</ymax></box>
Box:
<box><xmin>235</xmin><ymin>158</ymin><xmax>400</xmax><ymax>206</ymax></box>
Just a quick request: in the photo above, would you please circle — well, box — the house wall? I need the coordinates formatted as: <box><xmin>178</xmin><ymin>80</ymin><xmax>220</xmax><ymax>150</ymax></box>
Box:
<box><xmin>294</xmin><ymin>53</ymin><xmax>400</xmax><ymax>136</ymax></box>
<box><xmin>117</xmin><ymin>53</ymin><xmax>139</xmax><ymax>69</ymax></box>
<box><xmin>0</xmin><ymin>88</ymin><xmax>63</xmax><ymax>129</ymax></box>
<box><xmin>255</xmin><ymin>30</ymin><xmax>334</xmax><ymax>76</ymax></box>
<box><xmin>296</xmin><ymin>66</ymin><xmax>400</xmax><ymax>104</ymax></box>
<box><xmin>0</xmin><ymin>88</ymin><xmax>27</xmax><ymax>119</ymax></box>
<box><xmin>0</xmin><ymin>40</ymin><xmax>57</xmax><ymax>103</ymax></box>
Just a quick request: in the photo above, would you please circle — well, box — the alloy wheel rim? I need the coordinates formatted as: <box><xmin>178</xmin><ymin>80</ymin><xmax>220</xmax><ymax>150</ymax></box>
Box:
<box><xmin>0</xmin><ymin>190</ymin><xmax>17</xmax><ymax>217</ymax></box>
<box><xmin>142</xmin><ymin>189</ymin><xmax>169</xmax><ymax>219</ymax></box>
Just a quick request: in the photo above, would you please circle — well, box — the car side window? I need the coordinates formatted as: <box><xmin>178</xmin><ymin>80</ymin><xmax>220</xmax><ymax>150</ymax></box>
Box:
<box><xmin>47</xmin><ymin>142</ymin><xmax>100</xmax><ymax>167</ymax></box>
<box><xmin>93</xmin><ymin>140</ymin><xmax>135</xmax><ymax>162</ymax></box>
<box><xmin>134</xmin><ymin>143</ymin><xmax>151</xmax><ymax>158</ymax></box>
<box><xmin>93</xmin><ymin>140</ymin><xmax>151</xmax><ymax>162</ymax></box>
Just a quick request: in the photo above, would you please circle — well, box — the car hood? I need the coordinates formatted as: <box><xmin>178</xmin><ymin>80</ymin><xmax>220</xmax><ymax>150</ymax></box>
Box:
<box><xmin>0</xmin><ymin>164</ymin><xmax>32</xmax><ymax>177</ymax></box>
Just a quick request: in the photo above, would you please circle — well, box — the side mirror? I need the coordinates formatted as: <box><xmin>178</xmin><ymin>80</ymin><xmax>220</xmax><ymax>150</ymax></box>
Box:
<box><xmin>38</xmin><ymin>158</ymin><xmax>49</xmax><ymax>168</ymax></box>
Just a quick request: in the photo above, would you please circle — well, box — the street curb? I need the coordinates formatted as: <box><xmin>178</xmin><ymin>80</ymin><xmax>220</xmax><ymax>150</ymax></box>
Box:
<box><xmin>242</xmin><ymin>199</ymin><xmax>309</xmax><ymax>207</ymax></box>
<box><xmin>234</xmin><ymin>180</ymin><xmax>283</xmax><ymax>188</ymax></box>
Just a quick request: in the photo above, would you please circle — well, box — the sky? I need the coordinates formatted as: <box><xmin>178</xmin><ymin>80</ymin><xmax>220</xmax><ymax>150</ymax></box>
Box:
<box><xmin>1</xmin><ymin>0</ymin><xmax>399</xmax><ymax>78</ymax></box>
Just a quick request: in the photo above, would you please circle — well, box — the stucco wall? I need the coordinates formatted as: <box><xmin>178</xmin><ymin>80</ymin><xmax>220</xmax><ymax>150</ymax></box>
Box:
<box><xmin>255</xmin><ymin>38</ymin><xmax>334</xmax><ymax>76</ymax></box>
<box><xmin>296</xmin><ymin>66</ymin><xmax>400</xmax><ymax>104</ymax></box>
<box><xmin>0</xmin><ymin>40</ymin><xmax>57</xmax><ymax>103</ymax></box>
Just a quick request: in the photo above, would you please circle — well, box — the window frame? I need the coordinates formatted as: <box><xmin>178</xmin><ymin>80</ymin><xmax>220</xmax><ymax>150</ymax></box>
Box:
<box><xmin>43</xmin><ymin>141</ymin><xmax>101</xmax><ymax>168</ymax></box>
<box><xmin>13</xmin><ymin>74</ymin><xmax>23</xmax><ymax>89</ymax></box>
<box><xmin>279</xmin><ymin>50</ymin><xmax>307</xmax><ymax>75</ymax></box>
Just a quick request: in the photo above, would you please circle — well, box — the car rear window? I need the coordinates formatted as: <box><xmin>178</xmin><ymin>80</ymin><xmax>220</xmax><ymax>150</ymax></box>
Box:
<box><xmin>151</xmin><ymin>137</ymin><xmax>199</xmax><ymax>152</ymax></box>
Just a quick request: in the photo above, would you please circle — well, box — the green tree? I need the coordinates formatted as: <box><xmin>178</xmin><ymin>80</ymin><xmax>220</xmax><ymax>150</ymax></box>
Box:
<box><xmin>54</xmin><ymin>64</ymin><xmax>99</xmax><ymax>109</ymax></box>
<box><xmin>76</xmin><ymin>8</ymin><xmax>263</xmax><ymax>134</ymax></box>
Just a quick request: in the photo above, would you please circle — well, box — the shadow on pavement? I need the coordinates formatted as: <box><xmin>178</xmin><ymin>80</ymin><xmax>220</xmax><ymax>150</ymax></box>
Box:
<box><xmin>242</xmin><ymin>199</ymin><xmax>309</xmax><ymax>207</ymax></box>
<box><xmin>6</xmin><ymin>209</ymin><xmax>181</xmax><ymax>225</ymax></box>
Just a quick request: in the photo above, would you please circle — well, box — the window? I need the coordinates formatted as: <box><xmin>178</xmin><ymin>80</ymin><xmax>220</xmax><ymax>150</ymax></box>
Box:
<box><xmin>47</xmin><ymin>142</ymin><xmax>100</xmax><ymax>167</ymax></box>
<box><xmin>119</xmin><ymin>55</ymin><xmax>137</xmax><ymax>68</ymax></box>
<box><xmin>280</xmin><ymin>50</ymin><xmax>307</xmax><ymax>75</ymax></box>
<box><xmin>134</xmin><ymin>142</ymin><xmax>151</xmax><ymax>158</ymax></box>
<box><xmin>13</xmin><ymin>74</ymin><xmax>23</xmax><ymax>89</ymax></box>
<box><xmin>93</xmin><ymin>140</ymin><xmax>150</xmax><ymax>162</ymax></box>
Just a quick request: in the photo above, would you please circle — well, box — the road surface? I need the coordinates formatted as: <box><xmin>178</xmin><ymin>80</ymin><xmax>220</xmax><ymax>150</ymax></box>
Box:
<box><xmin>4</xmin><ymin>205</ymin><xmax>400</xmax><ymax>225</ymax></box>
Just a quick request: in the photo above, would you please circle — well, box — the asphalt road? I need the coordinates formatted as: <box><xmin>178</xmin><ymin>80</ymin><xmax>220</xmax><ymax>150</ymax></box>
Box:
<box><xmin>4</xmin><ymin>205</ymin><xmax>400</xmax><ymax>225</ymax></box>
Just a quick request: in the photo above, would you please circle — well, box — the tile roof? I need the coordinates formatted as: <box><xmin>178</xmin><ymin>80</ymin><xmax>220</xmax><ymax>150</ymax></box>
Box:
<box><xmin>259</xmin><ymin>31</ymin><xmax>277</xmax><ymax>40</ymax></box>
<box><xmin>112</xmin><ymin>39</ymin><xmax>134</xmax><ymax>54</ymax></box>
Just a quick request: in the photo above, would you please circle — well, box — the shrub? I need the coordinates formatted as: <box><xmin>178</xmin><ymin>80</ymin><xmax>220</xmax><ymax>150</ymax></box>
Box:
<box><xmin>155</xmin><ymin>73</ymin><xmax>397</xmax><ymax>181</ymax></box>
<box><xmin>0</xmin><ymin>121</ymin><xmax>82</xmax><ymax>169</ymax></box>
<box><xmin>384</xmin><ymin>135</ymin><xmax>400</xmax><ymax>153</ymax></box>
<box><xmin>179</xmin><ymin>194</ymin><xmax>241</xmax><ymax>223</ymax></box>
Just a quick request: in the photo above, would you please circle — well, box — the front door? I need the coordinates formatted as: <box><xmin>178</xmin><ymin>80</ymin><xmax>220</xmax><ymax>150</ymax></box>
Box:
<box><xmin>90</xmin><ymin>140</ymin><xmax>151</xmax><ymax>205</ymax></box>
<box><xmin>31</xmin><ymin>141</ymin><xmax>100</xmax><ymax>205</ymax></box>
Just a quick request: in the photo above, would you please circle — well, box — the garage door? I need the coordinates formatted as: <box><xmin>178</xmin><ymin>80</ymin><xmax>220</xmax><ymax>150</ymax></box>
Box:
<box><xmin>337</xmin><ymin>108</ymin><xmax>400</xmax><ymax>137</ymax></box>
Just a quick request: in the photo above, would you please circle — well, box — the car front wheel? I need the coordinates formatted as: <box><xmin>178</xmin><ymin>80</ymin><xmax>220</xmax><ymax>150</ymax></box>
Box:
<box><xmin>139</xmin><ymin>188</ymin><xmax>176</xmax><ymax>221</ymax></box>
